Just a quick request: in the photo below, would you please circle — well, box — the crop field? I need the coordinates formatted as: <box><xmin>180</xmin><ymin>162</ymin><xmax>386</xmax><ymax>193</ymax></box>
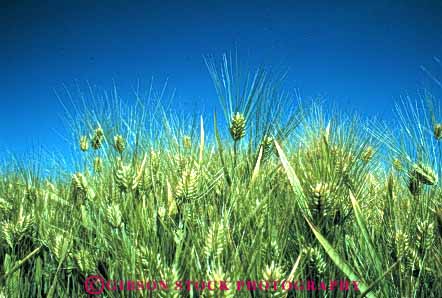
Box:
<box><xmin>0</xmin><ymin>55</ymin><xmax>441</xmax><ymax>297</ymax></box>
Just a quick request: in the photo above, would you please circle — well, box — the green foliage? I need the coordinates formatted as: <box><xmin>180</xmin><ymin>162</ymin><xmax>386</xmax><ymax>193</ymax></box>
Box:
<box><xmin>0</xmin><ymin>55</ymin><xmax>441</xmax><ymax>298</ymax></box>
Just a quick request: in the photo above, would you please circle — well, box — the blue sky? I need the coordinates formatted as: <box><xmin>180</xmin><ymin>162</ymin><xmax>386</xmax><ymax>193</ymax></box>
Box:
<box><xmin>2</xmin><ymin>0</ymin><xmax>442</xmax><ymax>158</ymax></box>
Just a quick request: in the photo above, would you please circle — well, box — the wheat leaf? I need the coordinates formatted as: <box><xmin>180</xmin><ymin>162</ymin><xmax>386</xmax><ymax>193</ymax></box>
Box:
<box><xmin>199</xmin><ymin>115</ymin><xmax>205</xmax><ymax>164</ymax></box>
<box><xmin>274</xmin><ymin>140</ymin><xmax>311</xmax><ymax>218</ymax></box>
<box><xmin>304</xmin><ymin>215</ymin><xmax>377</xmax><ymax>298</ymax></box>
<box><xmin>214</xmin><ymin>112</ymin><xmax>232</xmax><ymax>186</ymax></box>
<box><xmin>350</xmin><ymin>191</ymin><xmax>388</xmax><ymax>296</ymax></box>
<box><xmin>251</xmin><ymin>145</ymin><xmax>263</xmax><ymax>184</ymax></box>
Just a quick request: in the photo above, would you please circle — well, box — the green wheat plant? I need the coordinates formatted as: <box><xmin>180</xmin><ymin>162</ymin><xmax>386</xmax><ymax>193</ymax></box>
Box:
<box><xmin>0</xmin><ymin>54</ymin><xmax>441</xmax><ymax>298</ymax></box>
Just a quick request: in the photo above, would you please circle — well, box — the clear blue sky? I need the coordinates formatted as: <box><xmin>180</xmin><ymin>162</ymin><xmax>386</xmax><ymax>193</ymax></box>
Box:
<box><xmin>2</xmin><ymin>0</ymin><xmax>442</xmax><ymax>158</ymax></box>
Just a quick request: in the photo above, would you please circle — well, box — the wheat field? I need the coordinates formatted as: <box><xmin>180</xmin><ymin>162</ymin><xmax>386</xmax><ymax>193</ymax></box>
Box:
<box><xmin>0</xmin><ymin>54</ymin><xmax>441</xmax><ymax>297</ymax></box>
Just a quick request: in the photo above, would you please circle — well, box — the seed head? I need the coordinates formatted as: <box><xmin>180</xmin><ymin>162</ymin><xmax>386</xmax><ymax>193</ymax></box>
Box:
<box><xmin>175</xmin><ymin>168</ymin><xmax>198</xmax><ymax>201</ymax></box>
<box><xmin>416</xmin><ymin>220</ymin><xmax>435</xmax><ymax>250</ymax></box>
<box><xmin>204</xmin><ymin>221</ymin><xmax>226</xmax><ymax>259</ymax></box>
<box><xmin>2</xmin><ymin>222</ymin><xmax>15</xmax><ymax>249</ymax></box>
<box><xmin>393</xmin><ymin>158</ymin><xmax>403</xmax><ymax>171</ymax></box>
<box><xmin>113</xmin><ymin>135</ymin><xmax>126</xmax><ymax>154</ymax></box>
<box><xmin>311</xmin><ymin>182</ymin><xmax>330</xmax><ymax>199</ymax></box>
<box><xmin>114</xmin><ymin>163</ymin><xmax>136</xmax><ymax>193</ymax></box>
<box><xmin>75</xmin><ymin>249</ymin><xmax>95</xmax><ymax>274</ymax></box>
<box><xmin>310</xmin><ymin>182</ymin><xmax>332</xmax><ymax>217</ymax></box>
<box><xmin>80</xmin><ymin>136</ymin><xmax>89</xmax><ymax>152</ymax></box>
<box><xmin>410</xmin><ymin>163</ymin><xmax>438</xmax><ymax>185</ymax></box>
<box><xmin>95</xmin><ymin>127</ymin><xmax>104</xmax><ymax>137</ymax></box>
<box><xmin>434</xmin><ymin>123</ymin><xmax>442</xmax><ymax>140</ymax></box>
<box><xmin>229</xmin><ymin>112</ymin><xmax>246</xmax><ymax>141</ymax></box>
<box><xmin>52</xmin><ymin>234</ymin><xmax>72</xmax><ymax>261</ymax></box>
<box><xmin>206</xmin><ymin>266</ymin><xmax>235</xmax><ymax>297</ymax></box>
<box><xmin>158</xmin><ymin>206</ymin><xmax>166</xmax><ymax>219</ymax></box>
<box><xmin>302</xmin><ymin>246</ymin><xmax>326</xmax><ymax>274</ymax></box>
<box><xmin>183</xmin><ymin>135</ymin><xmax>192</xmax><ymax>149</ymax></box>
<box><xmin>106</xmin><ymin>203</ymin><xmax>123</xmax><ymax>228</ymax></box>
<box><xmin>4</xmin><ymin>213</ymin><xmax>35</xmax><ymax>248</ymax></box>
<box><xmin>333</xmin><ymin>147</ymin><xmax>355</xmax><ymax>176</ymax></box>
<box><xmin>210</xmin><ymin>268</ymin><xmax>225</xmax><ymax>284</ymax></box>
<box><xmin>408</xmin><ymin>177</ymin><xmax>421</xmax><ymax>196</ymax></box>
<box><xmin>261</xmin><ymin>135</ymin><xmax>274</xmax><ymax>162</ymax></box>
<box><xmin>93</xmin><ymin>157</ymin><xmax>103</xmax><ymax>173</ymax></box>
<box><xmin>91</xmin><ymin>127</ymin><xmax>104</xmax><ymax>150</ymax></box>
<box><xmin>262</xmin><ymin>261</ymin><xmax>284</xmax><ymax>282</ymax></box>
<box><xmin>71</xmin><ymin>173</ymin><xmax>88</xmax><ymax>201</ymax></box>
<box><xmin>0</xmin><ymin>197</ymin><xmax>12</xmax><ymax>213</ymax></box>
<box><xmin>395</xmin><ymin>230</ymin><xmax>410</xmax><ymax>257</ymax></box>
<box><xmin>361</xmin><ymin>146</ymin><xmax>374</xmax><ymax>162</ymax></box>
<box><xmin>150</xmin><ymin>149</ymin><xmax>160</xmax><ymax>169</ymax></box>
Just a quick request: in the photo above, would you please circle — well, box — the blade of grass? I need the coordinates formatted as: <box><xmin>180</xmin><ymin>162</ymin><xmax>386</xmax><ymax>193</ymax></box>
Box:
<box><xmin>0</xmin><ymin>246</ymin><xmax>42</xmax><ymax>283</ymax></box>
<box><xmin>274</xmin><ymin>140</ymin><xmax>311</xmax><ymax>218</ymax></box>
<box><xmin>360</xmin><ymin>259</ymin><xmax>401</xmax><ymax>298</ymax></box>
<box><xmin>350</xmin><ymin>191</ymin><xmax>388</xmax><ymax>297</ymax></box>
<box><xmin>251</xmin><ymin>145</ymin><xmax>263</xmax><ymax>184</ymax></box>
<box><xmin>214</xmin><ymin>112</ymin><xmax>232</xmax><ymax>186</ymax></box>
<box><xmin>47</xmin><ymin>233</ymin><xmax>73</xmax><ymax>298</ymax></box>
<box><xmin>199</xmin><ymin>115</ymin><xmax>205</xmax><ymax>164</ymax></box>
<box><xmin>132</xmin><ymin>152</ymin><xmax>147</xmax><ymax>190</ymax></box>
<box><xmin>167</xmin><ymin>178</ymin><xmax>177</xmax><ymax>217</ymax></box>
<box><xmin>282</xmin><ymin>254</ymin><xmax>302</xmax><ymax>298</ymax></box>
<box><xmin>304</xmin><ymin>215</ymin><xmax>377</xmax><ymax>298</ymax></box>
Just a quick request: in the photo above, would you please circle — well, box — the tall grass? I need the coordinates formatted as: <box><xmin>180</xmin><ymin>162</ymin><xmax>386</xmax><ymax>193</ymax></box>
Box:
<box><xmin>0</xmin><ymin>55</ymin><xmax>441</xmax><ymax>298</ymax></box>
